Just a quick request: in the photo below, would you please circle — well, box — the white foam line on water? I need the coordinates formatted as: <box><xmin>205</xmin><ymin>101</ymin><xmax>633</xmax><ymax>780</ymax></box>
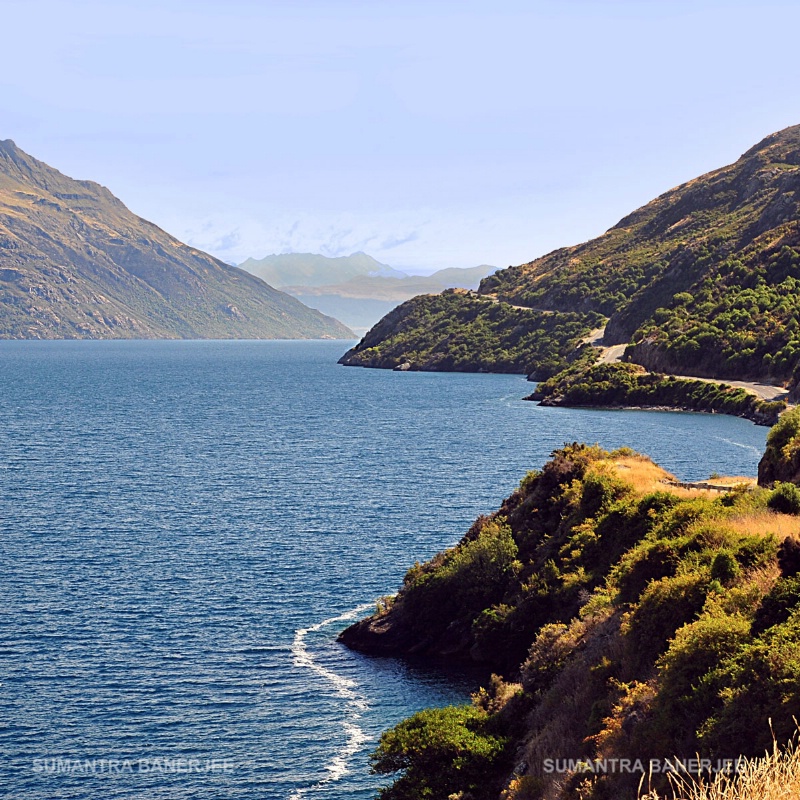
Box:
<box><xmin>718</xmin><ymin>437</ymin><xmax>763</xmax><ymax>457</ymax></box>
<box><xmin>288</xmin><ymin>601</ymin><xmax>375</xmax><ymax>800</ymax></box>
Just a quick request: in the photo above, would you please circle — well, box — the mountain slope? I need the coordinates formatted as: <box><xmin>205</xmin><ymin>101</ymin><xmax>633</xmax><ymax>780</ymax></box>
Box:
<box><xmin>342</xmin><ymin>125</ymin><xmax>800</xmax><ymax>384</ymax></box>
<box><xmin>0</xmin><ymin>141</ymin><xmax>353</xmax><ymax>339</ymax></box>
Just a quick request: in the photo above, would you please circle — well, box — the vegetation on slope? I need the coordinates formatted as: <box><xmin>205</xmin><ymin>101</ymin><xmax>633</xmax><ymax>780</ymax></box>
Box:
<box><xmin>628</xmin><ymin>246</ymin><xmax>800</xmax><ymax>381</ymax></box>
<box><xmin>758</xmin><ymin>407</ymin><xmax>800</xmax><ymax>486</ymax></box>
<box><xmin>339</xmin><ymin>289</ymin><xmax>603</xmax><ymax>378</ymax></box>
<box><xmin>531</xmin><ymin>362</ymin><xmax>786</xmax><ymax>426</ymax></box>
<box><xmin>340</xmin><ymin>125</ymin><xmax>800</xmax><ymax>387</ymax></box>
<box><xmin>342</xmin><ymin>440</ymin><xmax>800</xmax><ymax>800</ymax></box>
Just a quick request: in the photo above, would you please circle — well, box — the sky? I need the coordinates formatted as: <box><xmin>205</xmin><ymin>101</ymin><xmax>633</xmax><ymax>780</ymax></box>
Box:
<box><xmin>2</xmin><ymin>0</ymin><xmax>800</xmax><ymax>274</ymax></box>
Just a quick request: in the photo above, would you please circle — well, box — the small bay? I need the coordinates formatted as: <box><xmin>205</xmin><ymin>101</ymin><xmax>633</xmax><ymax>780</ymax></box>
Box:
<box><xmin>0</xmin><ymin>340</ymin><xmax>767</xmax><ymax>799</ymax></box>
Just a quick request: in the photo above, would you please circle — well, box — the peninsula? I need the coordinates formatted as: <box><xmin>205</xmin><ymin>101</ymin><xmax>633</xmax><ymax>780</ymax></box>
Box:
<box><xmin>340</xmin><ymin>125</ymin><xmax>800</xmax><ymax>420</ymax></box>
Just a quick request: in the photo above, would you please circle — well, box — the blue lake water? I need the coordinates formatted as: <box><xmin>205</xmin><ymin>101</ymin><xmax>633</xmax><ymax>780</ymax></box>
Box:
<box><xmin>0</xmin><ymin>340</ymin><xmax>768</xmax><ymax>799</ymax></box>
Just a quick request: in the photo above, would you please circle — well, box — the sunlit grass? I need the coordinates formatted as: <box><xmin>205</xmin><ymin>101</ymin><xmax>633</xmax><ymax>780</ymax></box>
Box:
<box><xmin>640</xmin><ymin>732</ymin><xmax>800</xmax><ymax>800</ymax></box>
<box><xmin>725</xmin><ymin>509</ymin><xmax>800</xmax><ymax>540</ymax></box>
<box><xmin>600</xmin><ymin>455</ymin><xmax>753</xmax><ymax>499</ymax></box>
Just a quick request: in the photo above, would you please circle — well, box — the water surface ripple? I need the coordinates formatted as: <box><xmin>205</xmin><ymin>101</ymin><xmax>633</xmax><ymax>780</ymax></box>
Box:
<box><xmin>0</xmin><ymin>341</ymin><xmax>767</xmax><ymax>799</ymax></box>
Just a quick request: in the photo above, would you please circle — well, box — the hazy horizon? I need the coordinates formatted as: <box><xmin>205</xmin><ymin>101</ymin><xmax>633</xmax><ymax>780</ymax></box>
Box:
<box><xmin>3</xmin><ymin>0</ymin><xmax>799</xmax><ymax>272</ymax></box>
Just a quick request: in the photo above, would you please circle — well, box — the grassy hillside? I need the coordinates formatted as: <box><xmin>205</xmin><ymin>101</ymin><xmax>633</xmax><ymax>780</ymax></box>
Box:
<box><xmin>341</xmin><ymin>125</ymin><xmax>800</xmax><ymax>387</ymax></box>
<box><xmin>0</xmin><ymin>140</ymin><xmax>352</xmax><ymax>339</ymax></box>
<box><xmin>342</xmin><ymin>414</ymin><xmax>800</xmax><ymax>799</ymax></box>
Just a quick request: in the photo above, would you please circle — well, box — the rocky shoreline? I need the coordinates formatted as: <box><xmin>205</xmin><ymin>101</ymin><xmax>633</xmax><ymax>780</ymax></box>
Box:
<box><xmin>528</xmin><ymin>397</ymin><xmax>784</xmax><ymax>426</ymax></box>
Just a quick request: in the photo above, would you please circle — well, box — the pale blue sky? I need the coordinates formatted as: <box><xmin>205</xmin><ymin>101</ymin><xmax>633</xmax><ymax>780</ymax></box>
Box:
<box><xmin>3</xmin><ymin>0</ymin><xmax>799</xmax><ymax>272</ymax></box>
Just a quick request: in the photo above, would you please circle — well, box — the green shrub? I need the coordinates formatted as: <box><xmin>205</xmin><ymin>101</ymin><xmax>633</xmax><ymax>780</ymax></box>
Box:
<box><xmin>624</xmin><ymin>572</ymin><xmax>711</xmax><ymax>668</ymax></box>
<box><xmin>752</xmin><ymin>576</ymin><xmax>800</xmax><ymax>635</ymax></box>
<box><xmin>371</xmin><ymin>705</ymin><xmax>510</xmax><ymax>800</ymax></box>
<box><xmin>402</xmin><ymin>520</ymin><xmax>519</xmax><ymax>638</ymax></box>
<box><xmin>710</xmin><ymin>550</ymin><xmax>741</xmax><ymax>584</ymax></box>
<box><xmin>614</xmin><ymin>540</ymin><xmax>681</xmax><ymax>605</ymax></box>
<box><xmin>652</xmin><ymin>610</ymin><xmax>751</xmax><ymax>745</ymax></box>
<box><xmin>699</xmin><ymin>613</ymin><xmax>800</xmax><ymax>755</ymax></box>
<box><xmin>579</xmin><ymin>473</ymin><xmax>629</xmax><ymax>518</ymax></box>
<box><xmin>768</xmin><ymin>482</ymin><xmax>800</xmax><ymax>515</ymax></box>
<box><xmin>759</xmin><ymin>407</ymin><xmax>800</xmax><ymax>486</ymax></box>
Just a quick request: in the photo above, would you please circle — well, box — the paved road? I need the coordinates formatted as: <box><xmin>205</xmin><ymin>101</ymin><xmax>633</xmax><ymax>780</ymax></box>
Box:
<box><xmin>585</xmin><ymin>326</ymin><xmax>790</xmax><ymax>402</ymax></box>
<box><xmin>598</xmin><ymin>344</ymin><xmax>628</xmax><ymax>364</ymax></box>
<box><xmin>479</xmin><ymin>293</ymin><xmax>553</xmax><ymax>313</ymax></box>
<box><xmin>582</xmin><ymin>326</ymin><xmax>627</xmax><ymax>363</ymax></box>
<box><xmin>668</xmin><ymin>375</ymin><xmax>790</xmax><ymax>402</ymax></box>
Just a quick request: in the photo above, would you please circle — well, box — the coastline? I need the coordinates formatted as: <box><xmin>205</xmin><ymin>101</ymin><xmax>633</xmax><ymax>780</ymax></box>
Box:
<box><xmin>337</xmin><ymin>435</ymin><xmax>800</xmax><ymax>800</ymax></box>
<box><xmin>528</xmin><ymin>362</ymin><xmax>788</xmax><ymax>427</ymax></box>
<box><xmin>527</xmin><ymin>397</ymin><xmax>783</xmax><ymax>426</ymax></box>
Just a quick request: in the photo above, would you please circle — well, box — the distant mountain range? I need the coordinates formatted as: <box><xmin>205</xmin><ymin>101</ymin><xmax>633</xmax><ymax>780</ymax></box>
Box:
<box><xmin>239</xmin><ymin>251</ymin><xmax>407</xmax><ymax>288</ymax></box>
<box><xmin>240</xmin><ymin>252</ymin><xmax>497</xmax><ymax>333</ymax></box>
<box><xmin>0</xmin><ymin>141</ymin><xmax>352</xmax><ymax>339</ymax></box>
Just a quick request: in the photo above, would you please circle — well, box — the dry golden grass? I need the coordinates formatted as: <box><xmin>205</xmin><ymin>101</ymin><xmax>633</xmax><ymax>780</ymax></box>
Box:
<box><xmin>725</xmin><ymin>510</ymin><xmax>800</xmax><ymax>540</ymax></box>
<box><xmin>639</xmin><ymin>733</ymin><xmax>800</xmax><ymax>800</ymax></box>
<box><xmin>608</xmin><ymin>455</ymin><xmax>674</xmax><ymax>490</ymax></box>
<box><xmin>598</xmin><ymin>456</ymin><xmax>751</xmax><ymax>499</ymax></box>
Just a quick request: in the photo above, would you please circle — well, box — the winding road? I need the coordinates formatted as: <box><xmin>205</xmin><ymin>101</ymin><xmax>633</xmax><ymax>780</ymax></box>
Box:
<box><xmin>585</xmin><ymin>325</ymin><xmax>790</xmax><ymax>403</ymax></box>
<box><xmin>480</xmin><ymin>297</ymin><xmax>791</xmax><ymax>404</ymax></box>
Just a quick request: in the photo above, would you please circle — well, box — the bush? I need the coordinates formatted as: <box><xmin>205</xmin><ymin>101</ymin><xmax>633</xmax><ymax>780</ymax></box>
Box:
<box><xmin>615</xmin><ymin>541</ymin><xmax>680</xmax><ymax>605</ymax></box>
<box><xmin>768</xmin><ymin>482</ymin><xmax>800</xmax><ymax>515</ymax></box>
<box><xmin>651</xmin><ymin>611</ymin><xmax>751</xmax><ymax>747</ymax></box>
<box><xmin>779</xmin><ymin>536</ymin><xmax>800</xmax><ymax>577</ymax></box>
<box><xmin>710</xmin><ymin>551</ymin><xmax>741</xmax><ymax>584</ymax></box>
<box><xmin>401</xmin><ymin>520</ymin><xmax>519</xmax><ymax>639</ymax></box>
<box><xmin>624</xmin><ymin>572</ymin><xmax>711</xmax><ymax>668</ymax></box>
<box><xmin>371</xmin><ymin>705</ymin><xmax>510</xmax><ymax>800</ymax></box>
<box><xmin>699</xmin><ymin>614</ymin><xmax>800</xmax><ymax>755</ymax></box>
<box><xmin>758</xmin><ymin>407</ymin><xmax>800</xmax><ymax>487</ymax></box>
<box><xmin>752</xmin><ymin>576</ymin><xmax>800</xmax><ymax>635</ymax></box>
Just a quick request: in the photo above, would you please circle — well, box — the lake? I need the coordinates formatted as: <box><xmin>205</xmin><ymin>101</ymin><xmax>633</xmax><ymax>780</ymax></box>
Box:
<box><xmin>0</xmin><ymin>340</ymin><xmax>767</xmax><ymax>799</ymax></box>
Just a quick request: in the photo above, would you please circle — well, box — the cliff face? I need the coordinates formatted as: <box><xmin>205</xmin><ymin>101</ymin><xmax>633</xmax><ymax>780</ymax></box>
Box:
<box><xmin>344</xmin><ymin>443</ymin><xmax>800</xmax><ymax>800</ymax></box>
<box><xmin>0</xmin><ymin>140</ymin><xmax>353</xmax><ymax>339</ymax></box>
<box><xmin>341</xmin><ymin>125</ymin><xmax>800</xmax><ymax>385</ymax></box>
